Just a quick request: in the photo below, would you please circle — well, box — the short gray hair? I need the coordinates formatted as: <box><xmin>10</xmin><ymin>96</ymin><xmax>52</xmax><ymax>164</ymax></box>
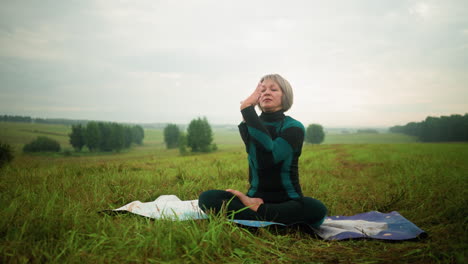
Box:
<box><xmin>259</xmin><ymin>73</ymin><xmax>294</xmax><ymax>112</ymax></box>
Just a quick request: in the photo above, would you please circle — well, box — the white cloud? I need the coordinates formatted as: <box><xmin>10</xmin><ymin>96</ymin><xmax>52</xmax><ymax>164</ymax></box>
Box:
<box><xmin>409</xmin><ymin>2</ymin><xmax>434</xmax><ymax>19</ymax></box>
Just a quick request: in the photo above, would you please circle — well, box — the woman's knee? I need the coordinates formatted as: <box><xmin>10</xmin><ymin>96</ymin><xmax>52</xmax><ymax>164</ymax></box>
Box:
<box><xmin>198</xmin><ymin>190</ymin><xmax>231</xmax><ymax>212</ymax></box>
<box><xmin>302</xmin><ymin>197</ymin><xmax>327</xmax><ymax>225</ymax></box>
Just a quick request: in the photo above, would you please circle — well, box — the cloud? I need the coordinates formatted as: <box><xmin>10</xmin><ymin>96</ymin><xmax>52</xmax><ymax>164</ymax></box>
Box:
<box><xmin>409</xmin><ymin>2</ymin><xmax>433</xmax><ymax>19</ymax></box>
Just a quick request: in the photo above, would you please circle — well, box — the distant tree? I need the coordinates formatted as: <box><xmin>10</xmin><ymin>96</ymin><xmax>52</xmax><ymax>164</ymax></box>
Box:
<box><xmin>123</xmin><ymin>126</ymin><xmax>133</xmax><ymax>148</ymax></box>
<box><xmin>187</xmin><ymin>117</ymin><xmax>214</xmax><ymax>152</ymax></box>
<box><xmin>164</xmin><ymin>124</ymin><xmax>180</xmax><ymax>149</ymax></box>
<box><xmin>23</xmin><ymin>137</ymin><xmax>61</xmax><ymax>152</ymax></box>
<box><xmin>178</xmin><ymin>132</ymin><xmax>188</xmax><ymax>155</ymax></box>
<box><xmin>109</xmin><ymin>123</ymin><xmax>125</xmax><ymax>152</ymax></box>
<box><xmin>389</xmin><ymin>125</ymin><xmax>404</xmax><ymax>134</ymax></box>
<box><xmin>406</xmin><ymin>122</ymin><xmax>422</xmax><ymax>137</ymax></box>
<box><xmin>98</xmin><ymin>122</ymin><xmax>113</xmax><ymax>151</ymax></box>
<box><xmin>306</xmin><ymin>124</ymin><xmax>325</xmax><ymax>144</ymax></box>
<box><xmin>131</xmin><ymin>125</ymin><xmax>145</xmax><ymax>145</ymax></box>
<box><xmin>452</xmin><ymin>114</ymin><xmax>468</xmax><ymax>141</ymax></box>
<box><xmin>83</xmin><ymin>122</ymin><xmax>143</xmax><ymax>152</ymax></box>
<box><xmin>69</xmin><ymin>124</ymin><xmax>86</xmax><ymax>151</ymax></box>
<box><xmin>85</xmin><ymin>122</ymin><xmax>101</xmax><ymax>151</ymax></box>
<box><xmin>0</xmin><ymin>142</ymin><xmax>14</xmax><ymax>168</ymax></box>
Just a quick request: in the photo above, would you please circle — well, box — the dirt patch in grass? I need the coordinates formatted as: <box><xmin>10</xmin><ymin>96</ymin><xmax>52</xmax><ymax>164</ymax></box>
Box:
<box><xmin>328</xmin><ymin>144</ymin><xmax>383</xmax><ymax>177</ymax></box>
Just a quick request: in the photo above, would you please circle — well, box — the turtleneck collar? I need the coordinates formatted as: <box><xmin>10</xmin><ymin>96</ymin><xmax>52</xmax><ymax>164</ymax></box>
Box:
<box><xmin>260</xmin><ymin>109</ymin><xmax>285</xmax><ymax>122</ymax></box>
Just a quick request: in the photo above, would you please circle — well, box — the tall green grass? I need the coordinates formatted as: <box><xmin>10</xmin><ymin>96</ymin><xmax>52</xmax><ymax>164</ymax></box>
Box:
<box><xmin>0</xmin><ymin>122</ymin><xmax>467</xmax><ymax>263</ymax></box>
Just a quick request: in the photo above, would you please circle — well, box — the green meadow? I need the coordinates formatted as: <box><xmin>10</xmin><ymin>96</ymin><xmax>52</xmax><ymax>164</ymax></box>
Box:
<box><xmin>0</xmin><ymin>122</ymin><xmax>467</xmax><ymax>263</ymax></box>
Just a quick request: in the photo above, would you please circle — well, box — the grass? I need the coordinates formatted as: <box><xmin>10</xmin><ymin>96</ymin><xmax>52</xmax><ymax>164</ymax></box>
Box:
<box><xmin>0</xmin><ymin>122</ymin><xmax>467</xmax><ymax>263</ymax></box>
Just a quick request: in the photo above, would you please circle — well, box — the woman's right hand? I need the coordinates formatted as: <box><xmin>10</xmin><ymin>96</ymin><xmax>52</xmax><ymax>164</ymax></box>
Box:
<box><xmin>240</xmin><ymin>82</ymin><xmax>264</xmax><ymax>110</ymax></box>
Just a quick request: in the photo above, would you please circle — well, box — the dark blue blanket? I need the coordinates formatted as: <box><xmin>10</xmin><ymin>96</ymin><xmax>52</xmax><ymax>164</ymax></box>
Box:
<box><xmin>233</xmin><ymin>211</ymin><xmax>427</xmax><ymax>241</ymax></box>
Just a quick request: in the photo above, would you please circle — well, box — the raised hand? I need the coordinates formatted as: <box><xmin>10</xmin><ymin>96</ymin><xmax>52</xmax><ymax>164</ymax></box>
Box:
<box><xmin>240</xmin><ymin>82</ymin><xmax>264</xmax><ymax>110</ymax></box>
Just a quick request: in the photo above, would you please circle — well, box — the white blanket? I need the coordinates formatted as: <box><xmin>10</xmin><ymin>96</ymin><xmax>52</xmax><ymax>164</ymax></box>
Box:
<box><xmin>114</xmin><ymin>195</ymin><xmax>207</xmax><ymax>220</ymax></box>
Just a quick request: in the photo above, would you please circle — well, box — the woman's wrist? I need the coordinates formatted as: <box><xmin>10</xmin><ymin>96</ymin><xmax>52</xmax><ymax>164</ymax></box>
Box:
<box><xmin>241</xmin><ymin>89</ymin><xmax>261</xmax><ymax>110</ymax></box>
<box><xmin>240</xmin><ymin>101</ymin><xmax>254</xmax><ymax>110</ymax></box>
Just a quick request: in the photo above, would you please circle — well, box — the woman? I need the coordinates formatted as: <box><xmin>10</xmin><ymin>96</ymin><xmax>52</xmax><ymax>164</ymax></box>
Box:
<box><xmin>198</xmin><ymin>74</ymin><xmax>327</xmax><ymax>228</ymax></box>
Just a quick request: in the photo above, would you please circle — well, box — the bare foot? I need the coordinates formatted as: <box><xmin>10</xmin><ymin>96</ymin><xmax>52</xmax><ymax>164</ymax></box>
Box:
<box><xmin>226</xmin><ymin>189</ymin><xmax>264</xmax><ymax>212</ymax></box>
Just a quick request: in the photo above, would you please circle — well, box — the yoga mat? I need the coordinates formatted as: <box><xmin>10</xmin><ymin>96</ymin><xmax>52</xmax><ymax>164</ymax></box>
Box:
<box><xmin>102</xmin><ymin>195</ymin><xmax>426</xmax><ymax>241</ymax></box>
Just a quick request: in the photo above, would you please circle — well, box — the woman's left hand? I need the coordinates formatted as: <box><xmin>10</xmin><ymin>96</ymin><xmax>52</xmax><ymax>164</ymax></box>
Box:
<box><xmin>226</xmin><ymin>189</ymin><xmax>264</xmax><ymax>212</ymax></box>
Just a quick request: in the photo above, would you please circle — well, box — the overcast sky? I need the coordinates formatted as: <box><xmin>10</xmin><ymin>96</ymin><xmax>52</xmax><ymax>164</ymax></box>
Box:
<box><xmin>1</xmin><ymin>0</ymin><xmax>467</xmax><ymax>127</ymax></box>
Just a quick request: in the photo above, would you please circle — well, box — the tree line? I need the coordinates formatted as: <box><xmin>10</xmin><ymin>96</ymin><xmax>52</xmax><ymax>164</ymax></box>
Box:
<box><xmin>356</xmin><ymin>129</ymin><xmax>379</xmax><ymax>134</ymax></box>
<box><xmin>69</xmin><ymin>122</ymin><xmax>144</xmax><ymax>152</ymax></box>
<box><xmin>389</xmin><ymin>114</ymin><xmax>468</xmax><ymax>142</ymax></box>
<box><xmin>164</xmin><ymin>118</ymin><xmax>327</xmax><ymax>155</ymax></box>
<box><xmin>0</xmin><ymin>114</ymin><xmax>90</xmax><ymax>125</ymax></box>
<box><xmin>1</xmin><ymin>115</ymin><xmax>33</xmax><ymax>123</ymax></box>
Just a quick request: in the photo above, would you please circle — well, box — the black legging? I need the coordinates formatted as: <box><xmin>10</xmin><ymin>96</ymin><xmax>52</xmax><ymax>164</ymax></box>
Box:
<box><xmin>198</xmin><ymin>190</ymin><xmax>327</xmax><ymax>228</ymax></box>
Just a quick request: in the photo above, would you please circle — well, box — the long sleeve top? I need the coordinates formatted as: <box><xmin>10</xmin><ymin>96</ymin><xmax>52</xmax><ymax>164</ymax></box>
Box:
<box><xmin>238</xmin><ymin>105</ymin><xmax>305</xmax><ymax>203</ymax></box>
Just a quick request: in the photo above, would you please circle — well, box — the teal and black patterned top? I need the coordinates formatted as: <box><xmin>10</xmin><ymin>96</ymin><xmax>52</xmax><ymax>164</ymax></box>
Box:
<box><xmin>238</xmin><ymin>105</ymin><xmax>305</xmax><ymax>203</ymax></box>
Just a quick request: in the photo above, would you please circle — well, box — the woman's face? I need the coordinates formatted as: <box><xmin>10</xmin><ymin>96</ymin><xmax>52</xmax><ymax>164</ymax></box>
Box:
<box><xmin>259</xmin><ymin>79</ymin><xmax>283</xmax><ymax>112</ymax></box>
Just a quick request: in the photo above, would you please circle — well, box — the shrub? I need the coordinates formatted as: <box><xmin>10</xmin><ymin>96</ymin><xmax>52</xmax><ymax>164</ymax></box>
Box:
<box><xmin>0</xmin><ymin>142</ymin><xmax>14</xmax><ymax>168</ymax></box>
<box><xmin>23</xmin><ymin>137</ymin><xmax>61</xmax><ymax>153</ymax></box>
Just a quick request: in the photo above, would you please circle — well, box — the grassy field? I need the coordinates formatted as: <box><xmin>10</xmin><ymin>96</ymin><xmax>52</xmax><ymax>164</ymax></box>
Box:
<box><xmin>324</xmin><ymin>132</ymin><xmax>418</xmax><ymax>144</ymax></box>
<box><xmin>0</xmin><ymin>122</ymin><xmax>467</xmax><ymax>263</ymax></box>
